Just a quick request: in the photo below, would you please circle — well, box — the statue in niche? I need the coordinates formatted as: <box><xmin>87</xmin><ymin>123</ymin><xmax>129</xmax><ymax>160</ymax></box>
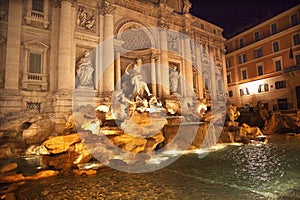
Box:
<box><xmin>125</xmin><ymin>63</ymin><xmax>152</xmax><ymax>100</ymax></box>
<box><xmin>169</xmin><ymin>66</ymin><xmax>180</xmax><ymax>94</ymax></box>
<box><xmin>75</xmin><ymin>51</ymin><xmax>94</xmax><ymax>89</ymax></box>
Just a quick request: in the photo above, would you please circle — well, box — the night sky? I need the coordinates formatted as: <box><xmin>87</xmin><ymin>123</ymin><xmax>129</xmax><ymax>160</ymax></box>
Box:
<box><xmin>189</xmin><ymin>0</ymin><xmax>300</xmax><ymax>38</ymax></box>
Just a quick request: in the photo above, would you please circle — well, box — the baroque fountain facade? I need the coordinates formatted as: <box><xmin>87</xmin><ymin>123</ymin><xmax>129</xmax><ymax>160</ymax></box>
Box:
<box><xmin>0</xmin><ymin>0</ymin><xmax>229</xmax><ymax>166</ymax></box>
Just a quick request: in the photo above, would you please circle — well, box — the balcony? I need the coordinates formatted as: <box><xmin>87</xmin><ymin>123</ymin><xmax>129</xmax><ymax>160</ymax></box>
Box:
<box><xmin>24</xmin><ymin>10</ymin><xmax>49</xmax><ymax>28</ymax></box>
<box><xmin>21</xmin><ymin>72</ymin><xmax>48</xmax><ymax>91</ymax></box>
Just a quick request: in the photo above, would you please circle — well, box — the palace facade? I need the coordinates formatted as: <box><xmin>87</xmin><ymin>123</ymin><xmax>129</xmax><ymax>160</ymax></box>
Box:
<box><xmin>0</xmin><ymin>0</ymin><xmax>226</xmax><ymax>132</ymax></box>
<box><xmin>226</xmin><ymin>5</ymin><xmax>300</xmax><ymax>112</ymax></box>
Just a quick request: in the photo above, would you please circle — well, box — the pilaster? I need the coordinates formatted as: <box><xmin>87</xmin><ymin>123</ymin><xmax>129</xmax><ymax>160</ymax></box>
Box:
<box><xmin>208</xmin><ymin>40</ymin><xmax>217</xmax><ymax>99</ymax></box>
<box><xmin>159</xmin><ymin>28</ymin><xmax>170</xmax><ymax>97</ymax></box>
<box><xmin>151</xmin><ymin>54</ymin><xmax>157</xmax><ymax>96</ymax></box>
<box><xmin>183</xmin><ymin>35</ymin><xmax>194</xmax><ymax>97</ymax></box>
<box><xmin>5</xmin><ymin>0</ymin><xmax>22</xmax><ymax>90</ymax></box>
<box><xmin>196</xmin><ymin>44</ymin><xmax>204</xmax><ymax>99</ymax></box>
<box><xmin>57</xmin><ymin>0</ymin><xmax>73</xmax><ymax>91</ymax></box>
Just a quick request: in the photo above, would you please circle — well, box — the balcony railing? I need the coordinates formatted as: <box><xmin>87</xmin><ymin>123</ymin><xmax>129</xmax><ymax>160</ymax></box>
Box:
<box><xmin>30</xmin><ymin>10</ymin><xmax>44</xmax><ymax>19</ymax></box>
<box><xmin>25</xmin><ymin>9</ymin><xmax>49</xmax><ymax>28</ymax></box>
<box><xmin>21</xmin><ymin>72</ymin><xmax>48</xmax><ymax>90</ymax></box>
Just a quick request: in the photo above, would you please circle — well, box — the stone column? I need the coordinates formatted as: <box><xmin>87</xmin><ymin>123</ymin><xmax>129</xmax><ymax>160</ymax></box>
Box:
<box><xmin>151</xmin><ymin>54</ymin><xmax>157</xmax><ymax>96</ymax></box>
<box><xmin>57</xmin><ymin>0</ymin><xmax>72</xmax><ymax>91</ymax></box>
<box><xmin>156</xmin><ymin>56</ymin><xmax>162</xmax><ymax>98</ymax></box>
<box><xmin>183</xmin><ymin>36</ymin><xmax>194</xmax><ymax>97</ymax></box>
<box><xmin>160</xmin><ymin>29</ymin><xmax>170</xmax><ymax>97</ymax></box>
<box><xmin>5</xmin><ymin>0</ymin><xmax>22</xmax><ymax>90</ymax></box>
<box><xmin>44</xmin><ymin>0</ymin><xmax>49</xmax><ymax>21</ymax></box>
<box><xmin>209</xmin><ymin>41</ymin><xmax>217</xmax><ymax>99</ymax></box>
<box><xmin>103</xmin><ymin>13</ymin><xmax>115</xmax><ymax>93</ymax></box>
<box><xmin>97</xmin><ymin>14</ymin><xmax>104</xmax><ymax>94</ymax></box>
<box><xmin>196</xmin><ymin>43</ymin><xmax>204</xmax><ymax>99</ymax></box>
<box><xmin>115</xmin><ymin>51</ymin><xmax>121</xmax><ymax>90</ymax></box>
<box><xmin>221</xmin><ymin>47</ymin><xmax>228</xmax><ymax>95</ymax></box>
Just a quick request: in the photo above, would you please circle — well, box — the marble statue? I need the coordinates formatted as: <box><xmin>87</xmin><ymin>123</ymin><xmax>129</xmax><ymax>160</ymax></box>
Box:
<box><xmin>183</xmin><ymin>0</ymin><xmax>192</xmax><ymax>13</ymax></box>
<box><xmin>125</xmin><ymin>63</ymin><xmax>152</xmax><ymax>99</ymax></box>
<box><xmin>111</xmin><ymin>90</ymin><xmax>135</xmax><ymax>120</ymax></box>
<box><xmin>76</xmin><ymin>51</ymin><xmax>94</xmax><ymax>89</ymax></box>
<box><xmin>170</xmin><ymin>66</ymin><xmax>179</xmax><ymax>93</ymax></box>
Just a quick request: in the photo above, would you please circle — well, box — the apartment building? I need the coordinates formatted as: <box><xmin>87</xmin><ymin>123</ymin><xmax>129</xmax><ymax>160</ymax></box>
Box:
<box><xmin>226</xmin><ymin>5</ymin><xmax>300</xmax><ymax>112</ymax></box>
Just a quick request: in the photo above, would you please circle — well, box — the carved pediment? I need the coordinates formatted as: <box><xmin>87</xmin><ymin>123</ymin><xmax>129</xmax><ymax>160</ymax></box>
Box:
<box><xmin>24</xmin><ymin>40</ymin><xmax>49</xmax><ymax>50</ymax></box>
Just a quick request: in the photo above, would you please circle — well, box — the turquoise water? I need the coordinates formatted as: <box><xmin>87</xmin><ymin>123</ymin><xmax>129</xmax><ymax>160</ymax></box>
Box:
<box><xmin>16</xmin><ymin>135</ymin><xmax>300</xmax><ymax>199</ymax></box>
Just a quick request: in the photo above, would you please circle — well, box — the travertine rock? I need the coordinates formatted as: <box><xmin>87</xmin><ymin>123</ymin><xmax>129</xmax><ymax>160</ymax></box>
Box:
<box><xmin>43</xmin><ymin>134</ymin><xmax>80</xmax><ymax>154</ymax></box>
<box><xmin>0</xmin><ymin>163</ymin><xmax>17</xmax><ymax>174</ymax></box>
<box><xmin>22</xmin><ymin>119</ymin><xmax>54</xmax><ymax>145</ymax></box>
<box><xmin>110</xmin><ymin>134</ymin><xmax>147</xmax><ymax>153</ymax></box>
<box><xmin>264</xmin><ymin>113</ymin><xmax>300</xmax><ymax>133</ymax></box>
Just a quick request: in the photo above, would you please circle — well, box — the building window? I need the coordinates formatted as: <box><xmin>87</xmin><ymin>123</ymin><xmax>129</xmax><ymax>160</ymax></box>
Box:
<box><xmin>21</xmin><ymin>40</ymin><xmax>49</xmax><ymax>91</ymax></box>
<box><xmin>238</xmin><ymin>53</ymin><xmax>247</xmax><ymax>64</ymax></box>
<box><xmin>290</xmin><ymin>13</ymin><xmax>299</xmax><ymax>26</ymax></box>
<box><xmin>296</xmin><ymin>54</ymin><xmax>300</xmax><ymax>66</ymax></box>
<box><xmin>29</xmin><ymin>53</ymin><xmax>42</xmax><ymax>73</ymax></box>
<box><xmin>278</xmin><ymin>98</ymin><xmax>288</xmax><ymax>110</ymax></box>
<box><xmin>271</xmin><ymin>23</ymin><xmax>278</xmax><ymax>34</ymax></box>
<box><xmin>254</xmin><ymin>31</ymin><xmax>260</xmax><ymax>42</ymax></box>
<box><xmin>228</xmin><ymin>90</ymin><xmax>233</xmax><ymax>97</ymax></box>
<box><xmin>258</xmin><ymin>84</ymin><xmax>269</xmax><ymax>93</ymax></box>
<box><xmin>32</xmin><ymin>0</ymin><xmax>44</xmax><ymax>12</ymax></box>
<box><xmin>240</xmin><ymin>87</ymin><xmax>249</xmax><ymax>96</ymax></box>
<box><xmin>239</xmin><ymin>38</ymin><xmax>244</xmax><ymax>48</ymax></box>
<box><xmin>275</xmin><ymin>80</ymin><xmax>286</xmax><ymax>89</ymax></box>
<box><xmin>293</xmin><ymin>33</ymin><xmax>300</xmax><ymax>46</ymax></box>
<box><xmin>227</xmin><ymin>73</ymin><xmax>231</xmax><ymax>84</ymax></box>
<box><xmin>272</xmin><ymin>41</ymin><xmax>280</xmax><ymax>52</ymax></box>
<box><xmin>274</xmin><ymin>59</ymin><xmax>282</xmax><ymax>71</ymax></box>
<box><xmin>241</xmin><ymin>69</ymin><xmax>247</xmax><ymax>80</ymax></box>
<box><xmin>226</xmin><ymin>59</ymin><xmax>231</xmax><ymax>68</ymax></box>
<box><xmin>257</xmin><ymin>65</ymin><xmax>263</xmax><ymax>76</ymax></box>
<box><xmin>25</xmin><ymin>0</ymin><xmax>49</xmax><ymax>28</ymax></box>
<box><xmin>254</xmin><ymin>47</ymin><xmax>263</xmax><ymax>59</ymax></box>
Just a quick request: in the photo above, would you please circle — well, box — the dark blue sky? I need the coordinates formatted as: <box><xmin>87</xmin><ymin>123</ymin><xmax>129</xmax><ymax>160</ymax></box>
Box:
<box><xmin>189</xmin><ymin>0</ymin><xmax>300</xmax><ymax>38</ymax></box>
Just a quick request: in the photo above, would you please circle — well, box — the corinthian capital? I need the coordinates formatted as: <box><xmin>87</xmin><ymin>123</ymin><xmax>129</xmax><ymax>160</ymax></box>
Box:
<box><xmin>98</xmin><ymin>0</ymin><xmax>116</xmax><ymax>15</ymax></box>
<box><xmin>158</xmin><ymin>18</ymin><xmax>169</xmax><ymax>29</ymax></box>
<box><xmin>53</xmin><ymin>0</ymin><xmax>77</xmax><ymax>8</ymax></box>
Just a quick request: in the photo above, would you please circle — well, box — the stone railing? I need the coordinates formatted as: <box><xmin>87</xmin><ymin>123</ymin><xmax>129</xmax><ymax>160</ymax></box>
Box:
<box><xmin>27</xmin><ymin>72</ymin><xmax>44</xmax><ymax>81</ymax></box>
<box><xmin>21</xmin><ymin>72</ymin><xmax>48</xmax><ymax>91</ymax></box>
<box><xmin>30</xmin><ymin>10</ymin><xmax>44</xmax><ymax>19</ymax></box>
<box><xmin>24</xmin><ymin>9</ymin><xmax>49</xmax><ymax>28</ymax></box>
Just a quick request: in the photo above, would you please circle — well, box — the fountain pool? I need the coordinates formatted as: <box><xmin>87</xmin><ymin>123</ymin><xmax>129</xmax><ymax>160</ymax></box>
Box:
<box><xmin>15</xmin><ymin>134</ymin><xmax>300</xmax><ymax>199</ymax></box>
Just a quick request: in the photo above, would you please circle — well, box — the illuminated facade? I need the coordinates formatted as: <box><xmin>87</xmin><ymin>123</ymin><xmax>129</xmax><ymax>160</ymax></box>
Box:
<box><xmin>0</xmin><ymin>0</ymin><xmax>226</xmax><ymax>132</ymax></box>
<box><xmin>226</xmin><ymin>5</ymin><xmax>300</xmax><ymax>111</ymax></box>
